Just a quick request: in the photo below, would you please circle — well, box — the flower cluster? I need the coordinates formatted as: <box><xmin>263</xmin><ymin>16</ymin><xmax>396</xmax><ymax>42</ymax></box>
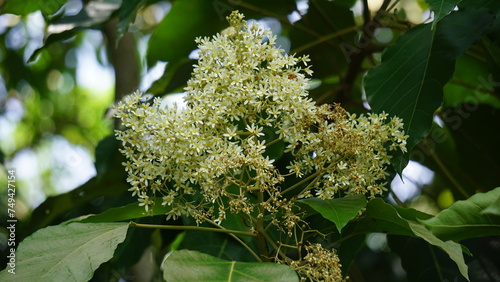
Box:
<box><xmin>115</xmin><ymin>11</ymin><xmax>407</xmax><ymax>228</ymax></box>
<box><xmin>289</xmin><ymin>103</ymin><xmax>407</xmax><ymax>199</ymax></box>
<box><xmin>289</xmin><ymin>243</ymin><xmax>346</xmax><ymax>282</ymax></box>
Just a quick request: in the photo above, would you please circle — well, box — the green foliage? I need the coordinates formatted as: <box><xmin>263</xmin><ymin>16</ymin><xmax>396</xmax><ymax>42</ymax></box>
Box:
<box><xmin>351</xmin><ymin>198</ymin><xmax>433</xmax><ymax>237</ymax></box>
<box><xmin>298</xmin><ymin>195</ymin><xmax>367</xmax><ymax>233</ymax></box>
<box><xmin>365</xmin><ymin>8</ymin><xmax>495</xmax><ymax>172</ymax></box>
<box><xmin>421</xmin><ymin>187</ymin><xmax>500</xmax><ymax>241</ymax></box>
<box><xmin>425</xmin><ymin>0</ymin><xmax>461</xmax><ymax>29</ymax></box>
<box><xmin>343</xmin><ymin>199</ymin><xmax>469</xmax><ymax>279</ymax></box>
<box><xmin>29</xmin><ymin>0</ymin><xmax>122</xmax><ymax>62</ymax></box>
<box><xmin>79</xmin><ymin>198</ymin><xmax>172</xmax><ymax>223</ymax></box>
<box><xmin>407</xmin><ymin>221</ymin><xmax>469</xmax><ymax>280</ymax></box>
<box><xmin>115</xmin><ymin>0</ymin><xmax>149</xmax><ymax>43</ymax></box>
<box><xmin>161</xmin><ymin>249</ymin><xmax>299</xmax><ymax>282</ymax></box>
<box><xmin>146</xmin><ymin>0</ymin><xmax>226</xmax><ymax>67</ymax></box>
<box><xmin>1</xmin><ymin>0</ymin><xmax>69</xmax><ymax>16</ymax></box>
<box><xmin>482</xmin><ymin>194</ymin><xmax>500</xmax><ymax>216</ymax></box>
<box><xmin>0</xmin><ymin>222</ymin><xmax>129</xmax><ymax>281</ymax></box>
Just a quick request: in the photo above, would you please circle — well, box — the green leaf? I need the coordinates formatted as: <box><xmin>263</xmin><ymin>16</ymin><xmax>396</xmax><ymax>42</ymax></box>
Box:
<box><xmin>350</xmin><ymin>198</ymin><xmax>433</xmax><ymax>237</ymax></box>
<box><xmin>146</xmin><ymin>0</ymin><xmax>226</xmax><ymax>67</ymax></box>
<box><xmin>348</xmin><ymin>199</ymin><xmax>469</xmax><ymax>280</ymax></box>
<box><xmin>1</xmin><ymin>0</ymin><xmax>69</xmax><ymax>16</ymax></box>
<box><xmin>29</xmin><ymin>0</ymin><xmax>122</xmax><ymax>62</ymax></box>
<box><xmin>115</xmin><ymin>0</ymin><xmax>147</xmax><ymax>43</ymax></box>
<box><xmin>0</xmin><ymin>222</ymin><xmax>129</xmax><ymax>281</ymax></box>
<box><xmin>297</xmin><ymin>195</ymin><xmax>367</xmax><ymax>233</ymax></box>
<box><xmin>162</xmin><ymin>249</ymin><xmax>299</xmax><ymax>282</ymax></box>
<box><xmin>407</xmin><ymin>221</ymin><xmax>469</xmax><ymax>281</ymax></box>
<box><xmin>421</xmin><ymin>187</ymin><xmax>500</xmax><ymax>241</ymax></box>
<box><xmin>79</xmin><ymin>197</ymin><xmax>172</xmax><ymax>223</ymax></box>
<box><xmin>364</xmin><ymin>8</ymin><xmax>495</xmax><ymax>173</ymax></box>
<box><xmin>482</xmin><ymin>194</ymin><xmax>500</xmax><ymax>216</ymax></box>
<box><xmin>425</xmin><ymin>0</ymin><xmax>461</xmax><ymax>29</ymax></box>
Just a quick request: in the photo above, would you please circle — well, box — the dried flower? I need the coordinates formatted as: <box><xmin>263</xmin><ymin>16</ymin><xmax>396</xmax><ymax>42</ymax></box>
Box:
<box><xmin>289</xmin><ymin>243</ymin><xmax>347</xmax><ymax>282</ymax></box>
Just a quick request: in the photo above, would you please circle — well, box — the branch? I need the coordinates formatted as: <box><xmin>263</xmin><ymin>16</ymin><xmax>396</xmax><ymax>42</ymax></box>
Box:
<box><xmin>131</xmin><ymin>222</ymin><xmax>257</xmax><ymax>238</ymax></box>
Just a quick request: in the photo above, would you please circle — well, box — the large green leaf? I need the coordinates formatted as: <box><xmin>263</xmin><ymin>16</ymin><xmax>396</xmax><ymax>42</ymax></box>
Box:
<box><xmin>29</xmin><ymin>0</ymin><xmax>122</xmax><ymax>62</ymax></box>
<box><xmin>421</xmin><ymin>187</ymin><xmax>500</xmax><ymax>241</ymax></box>
<box><xmin>79</xmin><ymin>197</ymin><xmax>172</xmax><ymax>223</ymax></box>
<box><xmin>348</xmin><ymin>199</ymin><xmax>469</xmax><ymax>280</ymax></box>
<box><xmin>407</xmin><ymin>221</ymin><xmax>469</xmax><ymax>280</ymax></box>
<box><xmin>0</xmin><ymin>222</ymin><xmax>129</xmax><ymax>281</ymax></box>
<box><xmin>1</xmin><ymin>0</ymin><xmax>69</xmax><ymax>16</ymax></box>
<box><xmin>350</xmin><ymin>198</ymin><xmax>433</xmax><ymax>237</ymax></box>
<box><xmin>482</xmin><ymin>194</ymin><xmax>500</xmax><ymax>216</ymax></box>
<box><xmin>115</xmin><ymin>0</ymin><xmax>147</xmax><ymax>43</ymax></box>
<box><xmin>162</xmin><ymin>249</ymin><xmax>299</xmax><ymax>281</ymax></box>
<box><xmin>297</xmin><ymin>195</ymin><xmax>367</xmax><ymax>233</ymax></box>
<box><xmin>364</xmin><ymin>8</ymin><xmax>495</xmax><ymax>173</ymax></box>
<box><xmin>146</xmin><ymin>0</ymin><xmax>226</xmax><ymax>67</ymax></box>
<box><xmin>425</xmin><ymin>0</ymin><xmax>461</xmax><ymax>29</ymax></box>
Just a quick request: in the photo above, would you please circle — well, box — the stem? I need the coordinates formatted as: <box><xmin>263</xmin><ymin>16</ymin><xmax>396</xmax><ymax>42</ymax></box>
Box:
<box><xmin>361</xmin><ymin>0</ymin><xmax>371</xmax><ymax>29</ymax></box>
<box><xmin>255</xmin><ymin>191</ymin><xmax>270</xmax><ymax>261</ymax></box>
<box><xmin>205</xmin><ymin>218</ymin><xmax>262</xmax><ymax>262</ymax></box>
<box><xmin>261</xmin><ymin>227</ymin><xmax>290</xmax><ymax>263</ymax></box>
<box><xmin>386</xmin><ymin>0</ymin><xmax>400</xmax><ymax>13</ymax></box>
<box><xmin>281</xmin><ymin>170</ymin><xmax>322</xmax><ymax>195</ymax></box>
<box><xmin>131</xmin><ymin>222</ymin><xmax>257</xmax><ymax>238</ymax></box>
<box><xmin>265</xmin><ymin>137</ymin><xmax>283</xmax><ymax>147</ymax></box>
<box><xmin>298</xmin><ymin>171</ymin><xmax>324</xmax><ymax>196</ymax></box>
<box><xmin>279</xmin><ymin>242</ymin><xmax>299</xmax><ymax>249</ymax></box>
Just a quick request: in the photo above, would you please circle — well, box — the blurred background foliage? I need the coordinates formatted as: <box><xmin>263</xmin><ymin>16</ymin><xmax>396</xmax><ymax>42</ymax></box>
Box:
<box><xmin>0</xmin><ymin>0</ymin><xmax>499</xmax><ymax>281</ymax></box>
